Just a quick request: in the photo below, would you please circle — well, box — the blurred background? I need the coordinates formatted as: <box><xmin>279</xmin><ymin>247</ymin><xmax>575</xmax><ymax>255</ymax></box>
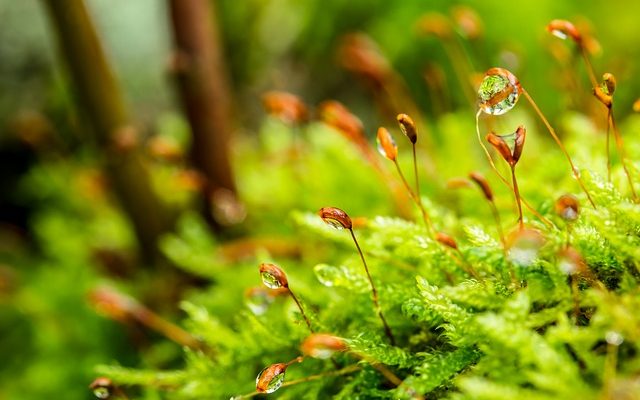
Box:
<box><xmin>1</xmin><ymin>0</ymin><xmax>640</xmax><ymax>398</ymax></box>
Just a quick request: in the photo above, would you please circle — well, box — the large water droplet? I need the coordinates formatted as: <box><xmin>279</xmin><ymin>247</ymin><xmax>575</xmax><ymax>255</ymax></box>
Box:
<box><xmin>478</xmin><ymin>72</ymin><xmax>520</xmax><ymax>115</ymax></box>
<box><xmin>256</xmin><ymin>365</ymin><xmax>286</xmax><ymax>393</ymax></box>
<box><xmin>93</xmin><ymin>387</ymin><xmax>110</xmax><ymax>399</ymax></box>
<box><xmin>550</xmin><ymin>29</ymin><xmax>568</xmax><ymax>40</ymax></box>
<box><xmin>606</xmin><ymin>331</ymin><xmax>624</xmax><ymax>346</ymax></box>
<box><xmin>376</xmin><ymin>130</ymin><xmax>397</xmax><ymax>159</ymax></box>
<box><xmin>261</xmin><ymin>271</ymin><xmax>284</xmax><ymax>289</ymax></box>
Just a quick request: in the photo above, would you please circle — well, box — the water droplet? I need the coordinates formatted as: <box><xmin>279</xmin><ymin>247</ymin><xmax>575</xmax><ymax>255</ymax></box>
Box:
<box><xmin>93</xmin><ymin>387</ymin><xmax>110</xmax><ymax>399</ymax></box>
<box><xmin>478</xmin><ymin>69</ymin><xmax>521</xmax><ymax>115</ymax></box>
<box><xmin>550</xmin><ymin>29</ymin><xmax>568</xmax><ymax>40</ymax></box>
<box><xmin>261</xmin><ymin>271</ymin><xmax>283</xmax><ymax>289</ymax></box>
<box><xmin>245</xmin><ymin>287</ymin><xmax>274</xmax><ymax>315</ymax></box>
<box><xmin>301</xmin><ymin>334</ymin><xmax>347</xmax><ymax>359</ymax></box>
<box><xmin>256</xmin><ymin>364</ymin><xmax>287</xmax><ymax>393</ymax></box>
<box><xmin>314</xmin><ymin>264</ymin><xmax>343</xmax><ymax>287</ymax></box>
<box><xmin>376</xmin><ymin>129</ymin><xmax>397</xmax><ymax>160</ymax></box>
<box><xmin>606</xmin><ymin>331</ymin><xmax>624</xmax><ymax>346</ymax></box>
<box><xmin>507</xmin><ymin>229</ymin><xmax>544</xmax><ymax>267</ymax></box>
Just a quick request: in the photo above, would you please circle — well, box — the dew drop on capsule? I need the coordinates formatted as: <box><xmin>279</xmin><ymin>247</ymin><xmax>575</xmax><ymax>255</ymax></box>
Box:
<box><xmin>93</xmin><ymin>387</ymin><xmax>110</xmax><ymax>399</ymax></box>
<box><xmin>313</xmin><ymin>264</ymin><xmax>342</xmax><ymax>287</ymax></box>
<box><xmin>478</xmin><ymin>70</ymin><xmax>521</xmax><ymax>115</ymax></box>
<box><xmin>261</xmin><ymin>271</ymin><xmax>283</xmax><ymax>289</ymax></box>
<box><xmin>256</xmin><ymin>365</ymin><xmax>286</xmax><ymax>393</ymax></box>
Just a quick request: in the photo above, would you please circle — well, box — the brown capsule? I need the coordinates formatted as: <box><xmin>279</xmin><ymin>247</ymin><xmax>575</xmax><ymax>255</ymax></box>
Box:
<box><xmin>300</xmin><ymin>334</ymin><xmax>348</xmax><ymax>359</ymax></box>
<box><xmin>147</xmin><ymin>136</ymin><xmax>183</xmax><ymax>162</ymax></box>
<box><xmin>451</xmin><ymin>5</ymin><xmax>483</xmax><ymax>40</ymax></box>
<box><xmin>318</xmin><ymin>207</ymin><xmax>353</xmax><ymax>230</ymax></box>
<box><xmin>262</xmin><ymin>91</ymin><xmax>308</xmax><ymax>124</ymax></box>
<box><xmin>546</xmin><ymin>19</ymin><xmax>582</xmax><ymax>43</ymax></box>
<box><xmin>318</xmin><ymin>101</ymin><xmax>365</xmax><ymax>143</ymax></box>
<box><xmin>486</xmin><ymin>125</ymin><xmax>526</xmax><ymax>167</ymax></box>
<box><xmin>602</xmin><ymin>73</ymin><xmax>616</xmax><ymax>95</ymax></box>
<box><xmin>256</xmin><ymin>363</ymin><xmax>288</xmax><ymax>393</ymax></box>
<box><xmin>376</xmin><ymin>127</ymin><xmax>398</xmax><ymax>161</ymax></box>
<box><xmin>557</xmin><ymin>247</ymin><xmax>587</xmax><ymax>275</ymax></box>
<box><xmin>89</xmin><ymin>377</ymin><xmax>113</xmax><ymax>399</ymax></box>
<box><xmin>338</xmin><ymin>33</ymin><xmax>391</xmax><ymax>86</ymax></box>
<box><xmin>259</xmin><ymin>263</ymin><xmax>289</xmax><ymax>289</ymax></box>
<box><xmin>633</xmin><ymin>99</ymin><xmax>640</xmax><ymax>113</ymax></box>
<box><xmin>555</xmin><ymin>194</ymin><xmax>580</xmax><ymax>222</ymax></box>
<box><xmin>416</xmin><ymin>12</ymin><xmax>452</xmax><ymax>38</ymax></box>
<box><xmin>435</xmin><ymin>232</ymin><xmax>458</xmax><ymax>250</ymax></box>
<box><xmin>512</xmin><ymin>126</ymin><xmax>526</xmax><ymax>164</ymax></box>
<box><xmin>396</xmin><ymin>113</ymin><xmax>418</xmax><ymax>144</ymax></box>
<box><xmin>468</xmin><ymin>171</ymin><xmax>493</xmax><ymax>201</ymax></box>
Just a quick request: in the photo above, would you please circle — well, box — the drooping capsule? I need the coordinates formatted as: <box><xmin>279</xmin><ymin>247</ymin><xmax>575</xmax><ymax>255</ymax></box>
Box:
<box><xmin>262</xmin><ymin>91</ymin><xmax>308</xmax><ymax>124</ymax></box>
<box><xmin>376</xmin><ymin>127</ymin><xmax>398</xmax><ymax>161</ymax></box>
<box><xmin>468</xmin><ymin>171</ymin><xmax>493</xmax><ymax>201</ymax></box>
<box><xmin>486</xmin><ymin>126</ymin><xmax>526</xmax><ymax>167</ymax></box>
<box><xmin>435</xmin><ymin>232</ymin><xmax>458</xmax><ymax>250</ymax></box>
<box><xmin>300</xmin><ymin>334</ymin><xmax>348</xmax><ymax>359</ymax></box>
<box><xmin>256</xmin><ymin>363</ymin><xmax>287</xmax><ymax>393</ymax></box>
<box><xmin>259</xmin><ymin>263</ymin><xmax>289</xmax><ymax>289</ymax></box>
<box><xmin>555</xmin><ymin>194</ymin><xmax>580</xmax><ymax>222</ymax></box>
<box><xmin>546</xmin><ymin>19</ymin><xmax>582</xmax><ymax>43</ymax></box>
<box><xmin>89</xmin><ymin>377</ymin><xmax>113</xmax><ymax>399</ymax></box>
<box><xmin>396</xmin><ymin>113</ymin><xmax>418</xmax><ymax>144</ymax></box>
<box><xmin>478</xmin><ymin>68</ymin><xmax>522</xmax><ymax>115</ymax></box>
<box><xmin>318</xmin><ymin>207</ymin><xmax>353</xmax><ymax>230</ymax></box>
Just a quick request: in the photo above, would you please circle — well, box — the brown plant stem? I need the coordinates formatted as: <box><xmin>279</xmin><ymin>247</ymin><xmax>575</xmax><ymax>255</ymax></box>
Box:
<box><xmin>287</xmin><ymin>289</ymin><xmax>314</xmax><ymax>332</ymax></box>
<box><xmin>475</xmin><ymin>111</ymin><xmax>554</xmax><ymax>228</ymax></box>
<box><xmin>521</xmin><ymin>89</ymin><xmax>596</xmax><ymax>207</ymax></box>
<box><xmin>579</xmin><ymin>47</ymin><xmax>599</xmax><ymax>89</ymax></box>
<box><xmin>135</xmin><ymin>307</ymin><xmax>202</xmax><ymax>350</ymax></box>
<box><xmin>510</xmin><ymin>166</ymin><xmax>524</xmax><ymax>231</ymax></box>
<box><xmin>349</xmin><ymin>228</ymin><xmax>396</xmax><ymax>345</ymax></box>
<box><xmin>608</xmin><ymin>109</ymin><xmax>638</xmax><ymax>201</ymax></box>
<box><xmin>168</xmin><ymin>0</ymin><xmax>237</xmax><ymax>227</ymax></box>
<box><xmin>42</xmin><ymin>0</ymin><xmax>171</xmax><ymax>262</ymax></box>
<box><xmin>393</xmin><ymin>160</ymin><xmax>435</xmax><ymax>235</ymax></box>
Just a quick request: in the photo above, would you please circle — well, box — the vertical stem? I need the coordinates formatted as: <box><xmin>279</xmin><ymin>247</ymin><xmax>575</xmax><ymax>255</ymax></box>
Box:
<box><xmin>608</xmin><ymin>108</ymin><xmax>638</xmax><ymax>201</ymax></box>
<box><xmin>510</xmin><ymin>166</ymin><xmax>524</xmax><ymax>231</ymax></box>
<box><xmin>579</xmin><ymin>47</ymin><xmax>599</xmax><ymax>89</ymax></box>
<box><xmin>394</xmin><ymin>160</ymin><xmax>434</xmax><ymax>235</ymax></box>
<box><xmin>287</xmin><ymin>289</ymin><xmax>314</xmax><ymax>332</ymax></box>
<box><xmin>522</xmin><ymin>89</ymin><xmax>596</xmax><ymax>208</ymax></box>
<box><xmin>42</xmin><ymin>0</ymin><xmax>171</xmax><ymax>262</ymax></box>
<box><xmin>488</xmin><ymin>201</ymin><xmax>507</xmax><ymax>248</ymax></box>
<box><xmin>168</xmin><ymin>0</ymin><xmax>237</xmax><ymax>227</ymax></box>
<box><xmin>475</xmin><ymin>110</ymin><xmax>555</xmax><ymax>228</ymax></box>
<box><xmin>133</xmin><ymin>308</ymin><xmax>202</xmax><ymax>350</ymax></box>
<box><xmin>349</xmin><ymin>229</ymin><xmax>395</xmax><ymax>345</ymax></box>
<box><xmin>606</xmin><ymin>112</ymin><xmax>612</xmax><ymax>182</ymax></box>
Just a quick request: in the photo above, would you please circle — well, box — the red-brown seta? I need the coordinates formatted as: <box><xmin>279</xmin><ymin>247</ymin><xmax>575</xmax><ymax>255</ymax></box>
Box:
<box><xmin>318</xmin><ymin>206</ymin><xmax>396</xmax><ymax>345</ymax></box>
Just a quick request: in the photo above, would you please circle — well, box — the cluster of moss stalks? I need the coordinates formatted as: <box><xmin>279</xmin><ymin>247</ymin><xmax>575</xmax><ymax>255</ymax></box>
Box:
<box><xmin>92</xmin><ymin>19</ymin><xmax>640</xmax><ymax>400</ymax></box>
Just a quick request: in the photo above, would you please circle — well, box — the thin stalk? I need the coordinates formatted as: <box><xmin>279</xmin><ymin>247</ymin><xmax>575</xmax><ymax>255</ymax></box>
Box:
<box><xmin>579</xmin><ymin>47</ymin><xmax>599</xmax><ymax>89</ymax></box>
<box><xmin>488</xmin><ymin>201</ymin><xmax>507</xmax><ymax>248</ymax></box>
<box><xmin>606</xmin><ymin>113</ymin><xmax>612</xmax><ymax>181</ymax></box>
<box><xmin>608</xmin><ymin>109</ymin><xmax>638</xmax><ymax>201</ymax></box>
<box><xmin>510</xmin><ymin>166</ymin><xmax>524</xmax><ymax>231</ymax></box>
<box><xmin>393</xmin><ymin>160</ymin><xmax>435</xmax><ymax>235</ymax></box>
<box><xmin>475</xmin><ymin>110</ymin><xmax>555</xmax><ymax>228</ymax></box>
<box><xmin>521</xmin><ymin>89</ymin><xmax>596</xmax><ymax>207</ymax></box>
<box><xmin>287</xmin><ymin>289</ymin><xmax>314</xmax><ymax>332</ymax></box>
<box><xmin>570</xmin><ymin>275</ymin><xmax>580</xmax><ymax>323</ymax></box>
<box><xmin>603</xmin><ymin>341</ymin><xmax>619</xmax><ymax>397</ymax></box>
<box><xmin>349</xmin><ymin>229</ymin><xmax>396</xmax><ymax>345</ymax></box>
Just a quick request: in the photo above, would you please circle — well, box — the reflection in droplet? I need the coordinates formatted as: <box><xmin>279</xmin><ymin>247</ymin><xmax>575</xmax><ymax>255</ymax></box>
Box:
<box><xmin>478</xmin><ymin>69</ymin><xmax>521</xmax><ymax>115</ymax></box>
<box><xmin>93</xmin><ymin>387</ymin><xmax>110</xmax><ymax>399</ymax></box>
<box><xmin>261</xmin><ymin>271</ymin><xmax>283</xmax><ymax>289</ymax></box>
<box><xmin>507</xmin><ymin>229</ymin><xmax>544</xmax><ymax>267</ymax></box>
<box><xmin>256</xmin><ymin>363</ymin><xmax>287</xmax><ymax>393</ymax></box>
<box><xmin>314</xmin><ymin>264</ymin><xmax>342</xmax><ymax>287</ymax></box>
